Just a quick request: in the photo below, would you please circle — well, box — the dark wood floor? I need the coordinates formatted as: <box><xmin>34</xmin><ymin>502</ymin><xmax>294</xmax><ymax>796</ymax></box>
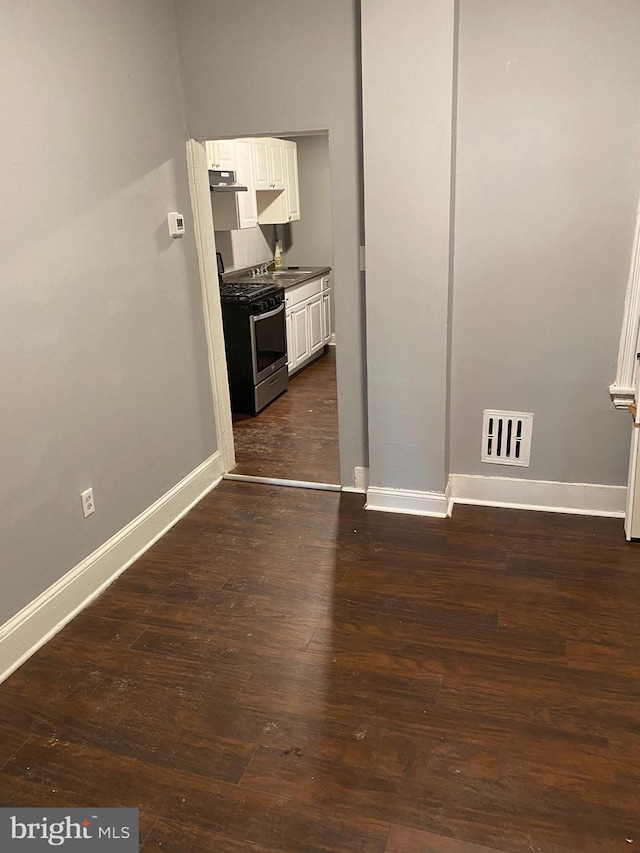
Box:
<box><xmin>0</xmin><ymin>481</ymin><xmax>639</xmax><ymax>852</ymax></box>
<box><xmin>232</xmin><ymin>347</ymin><xmax>340</xmax><ymax>483</ymax></box>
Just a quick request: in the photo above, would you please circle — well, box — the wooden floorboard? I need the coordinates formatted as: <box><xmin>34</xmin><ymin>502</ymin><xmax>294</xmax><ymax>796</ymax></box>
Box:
<box><xmin>0</xmin><ymin>480</ymin><xmax>639</xmax><ymax>852</ymax></box>
<box><xmin>232</xmin><ymin>347</ymin><xmax>340</xmax><ymax>483</ymax></box>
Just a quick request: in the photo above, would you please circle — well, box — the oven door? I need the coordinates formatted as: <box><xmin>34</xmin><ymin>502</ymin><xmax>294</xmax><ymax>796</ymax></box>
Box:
<box><xmin>249</xmin><ymin>302</ymin><xmax>287</xmax><ymax>385</ymax></box>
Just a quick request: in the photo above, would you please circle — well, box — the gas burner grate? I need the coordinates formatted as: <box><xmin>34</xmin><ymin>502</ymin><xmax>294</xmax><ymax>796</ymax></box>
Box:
<box><xmin>219</xmin><ymin>281</ymin><xmax>283</xmax><ymax>303</ymax></box>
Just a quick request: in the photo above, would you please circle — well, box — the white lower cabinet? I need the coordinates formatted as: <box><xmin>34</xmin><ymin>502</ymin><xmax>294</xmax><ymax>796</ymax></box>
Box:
<box><xmin>322</xmin><ymin>288</ymin><xmax>331</xmax><ymax>345</ymax></box>
<box><xmin>285</xmin><ymin>310</ymin><xmax>293</xmax><ymax>367</ymax></box>
<box><xmin>291</xmin><ymin>303</ymin><xmax>310</xmax><ymax>367</ymax></box>
<box><xmin>285</xmin><ymin>276</ymin><xmax>331</xmax><ymax>374</ymax></box>
<box><xmin>309</xmin><ymin>295</ymin><xmax>323</xmax><ymax>354</ymax></box>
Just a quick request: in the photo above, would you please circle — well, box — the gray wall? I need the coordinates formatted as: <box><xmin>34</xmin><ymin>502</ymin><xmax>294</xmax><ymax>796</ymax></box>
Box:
<box><xmin>0</xmin><ymin>0</ymin><xmax>216</xmax><ymax>624</ymax></box>
<box><xmin>283</xmin><ymin>135</ymin><xmax>333</xmax><ymax>269</ymax></box>
<box><xmin>362</xmin><ymin>0</ymin><xmax>457</xmax><ymax>494</ymax></box>
<box><xmin>450</xmin><ymin>0</ymin><xmax>640</xmax><ymax>485</ymax></box>
<box><xmin>283</xmin><ymin>134</ymin><xmax>335</xmax><ymax>332</ymax></box>
<box><xmin>174</xmin><ymin>0</ymin><xmax>367</xmax><ymax>485</ymax></box>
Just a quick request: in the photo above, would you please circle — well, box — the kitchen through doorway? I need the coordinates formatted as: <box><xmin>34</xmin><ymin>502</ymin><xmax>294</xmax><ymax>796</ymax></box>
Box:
<box><xmin>206</xmin><ymin>131</ymin><xmax>340</xmax><ymax>487</ymax></box>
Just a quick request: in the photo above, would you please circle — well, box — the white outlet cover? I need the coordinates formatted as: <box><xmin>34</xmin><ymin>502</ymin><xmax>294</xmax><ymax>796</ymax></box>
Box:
<box><xmin>81</xmin><ymin>488</ymin><xmax>95</xmax><ymax>518</ymax></box>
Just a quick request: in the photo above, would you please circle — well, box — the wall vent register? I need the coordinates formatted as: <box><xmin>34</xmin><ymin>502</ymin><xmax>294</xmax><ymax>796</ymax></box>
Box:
<box><xmin>481</xmin><ymin>410</ymin><xmax>533</xmax><ymax>467</ymax></box>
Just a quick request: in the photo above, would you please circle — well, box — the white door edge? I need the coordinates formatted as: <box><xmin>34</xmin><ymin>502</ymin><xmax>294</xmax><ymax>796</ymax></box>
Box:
<box><xmin>625</xmin><ymin>425</ymin><xmax>638</xmax><ymax>540</ymax></box>
<box><xmin>625</xmin><ymin>366</ymin><xmax>640</xmax><ymax>540</ymax></box>
<box><xmin>611</xmin><ymin>188</ymin><xmax>640</xmax><ymax>408</ymax></box>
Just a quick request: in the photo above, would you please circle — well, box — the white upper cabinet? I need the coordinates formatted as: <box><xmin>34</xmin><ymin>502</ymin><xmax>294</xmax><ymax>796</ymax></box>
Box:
<box><xmin>209</xmin><ymin>137</ymin><xmax>257</xmax><ymax>231</ymax></box>
<box><xmin>208</xmin><ymin>136</ymin><xmax>301</xmax><ymax>229</ymax></box>
<box><xmin>252</xmin><ymin>137</ymin><xmax>271</xmax><ymax>189</ymax></box>
<box><xmin>268</xmin><ymin>138</ymin><xmax>286</xmax><ymax>190</ymax></box>
<box><xmin>283</xmin><ymin>140</ymin><xmax>300</xmax><ymax>222</ymax></box>
<box><xmin>233</xmin><ymin>138</ymin><xmax>258</xmax><ymax>229</ymax></box>
<box><xmin>206</xmin><ymin>139</ymin><xmax>236</xmax><ymax>171</ymax></box>
<box><xmin>253</xmin><ymin>137</ymin><xmax>285</xmax><ymax>190</ymax></box>
<box><xmin>255</xmin><ymin>138</ymin><xmax>301</xmax><ymax>225</ymax></box>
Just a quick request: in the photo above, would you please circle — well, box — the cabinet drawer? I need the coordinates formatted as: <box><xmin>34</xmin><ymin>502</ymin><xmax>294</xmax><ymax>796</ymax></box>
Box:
<box><xmin>284</xmin><ymin>276</ymin><xmax>323</xmax><ymax>309</ymax></box>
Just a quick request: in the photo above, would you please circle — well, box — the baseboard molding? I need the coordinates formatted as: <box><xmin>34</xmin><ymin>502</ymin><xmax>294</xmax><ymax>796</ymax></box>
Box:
<box><xmin>366</xmin><ymin>485</ymin><xmax>452</xmax><ymax>518</ymax></box>
<box><xmin>342</xmin><ymin>466</ymin><xmax>369</xmax><ymax>495</ymax></box>
<box><xmin>0</xmin><ymin>451</ymin><xmax>224</xmax><ymax>686</ymax></box>
<box><xmin>449</xmin><ymin>473</ymin><xmax>626</xmax><ymax>518</ymax></box>
<box><xmin>328</xmin><ymin>333</ymin><xmax>336</xmax><ymax>347</ymax></box>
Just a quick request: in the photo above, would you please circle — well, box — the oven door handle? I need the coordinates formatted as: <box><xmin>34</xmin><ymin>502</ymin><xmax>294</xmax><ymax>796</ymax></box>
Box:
<box><xmin>250</xmin><ymin>303</ymin><xmax>284</xmax><ymax>323</ymax></box>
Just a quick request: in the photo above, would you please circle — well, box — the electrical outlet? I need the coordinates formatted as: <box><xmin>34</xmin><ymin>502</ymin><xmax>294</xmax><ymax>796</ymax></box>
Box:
<box><xmin>81</xmin><ymin>488</ymin><xmax>95</xmax><ymax>518</ymax></box>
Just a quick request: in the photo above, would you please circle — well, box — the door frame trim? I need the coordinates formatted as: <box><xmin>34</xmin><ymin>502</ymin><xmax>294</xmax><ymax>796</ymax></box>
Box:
<box><xmin>186</xmin><ymin>138</ymin><xmax>236</xmax><ymax>473</ymax></box>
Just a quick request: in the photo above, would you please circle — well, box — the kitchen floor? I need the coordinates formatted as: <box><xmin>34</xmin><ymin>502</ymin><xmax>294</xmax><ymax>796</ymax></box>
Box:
<box><xmin>0</xmin><ymin>481</ymin><xmax>637</xmax><ymax>852</ymax></box>
<box><xmin>232</xmin><ymin>347</ymin><xmax>339</xmax><ymax>483</ymax></box>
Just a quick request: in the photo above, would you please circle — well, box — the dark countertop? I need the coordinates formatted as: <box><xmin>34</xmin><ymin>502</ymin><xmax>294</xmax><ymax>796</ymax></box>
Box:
<box><xmin>223</xmin><ymin>265</ymin><xmax>331</xmax><ymax>290</ymax></box>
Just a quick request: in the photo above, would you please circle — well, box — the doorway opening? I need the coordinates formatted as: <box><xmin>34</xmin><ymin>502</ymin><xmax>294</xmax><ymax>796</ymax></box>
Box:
<box><xmin>191</xmin><ymin>130</ymin><xmax>340</xmax><ymax>490</ymax></box>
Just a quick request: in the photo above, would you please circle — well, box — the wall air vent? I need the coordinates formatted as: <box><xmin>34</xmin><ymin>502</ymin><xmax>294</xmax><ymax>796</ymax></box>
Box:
<box><xmin>481</xmin><ymin>410</ymin><xmax>533</xmax><ymax>467</ymax></box>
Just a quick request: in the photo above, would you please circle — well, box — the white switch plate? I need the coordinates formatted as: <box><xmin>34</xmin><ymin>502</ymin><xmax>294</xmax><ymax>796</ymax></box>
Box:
<box><xmin>81</xmin><ymin>488</ymin><xmax>95</xmax><ymax>518</ymax></box>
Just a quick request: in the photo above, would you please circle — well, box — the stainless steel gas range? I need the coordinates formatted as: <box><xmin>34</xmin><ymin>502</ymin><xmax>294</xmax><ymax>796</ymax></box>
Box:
<box><xmin>219</xmin><ymin>280</ymin><xmax>288</xmax><ymax>415</ymax></box>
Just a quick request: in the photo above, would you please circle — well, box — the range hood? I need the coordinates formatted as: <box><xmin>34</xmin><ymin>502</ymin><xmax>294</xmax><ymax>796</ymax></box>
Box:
<box><xmin>209</xmin><ymin>170</ymin><xmax>248</xmax><ymax>193</ymax></box>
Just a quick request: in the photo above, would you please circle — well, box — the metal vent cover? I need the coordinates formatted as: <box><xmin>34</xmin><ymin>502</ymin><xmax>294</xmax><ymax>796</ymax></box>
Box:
<box><xmin>481</xmin><ymin>410</ymin><xmax>533</xmax><ymax>467</ymax></box>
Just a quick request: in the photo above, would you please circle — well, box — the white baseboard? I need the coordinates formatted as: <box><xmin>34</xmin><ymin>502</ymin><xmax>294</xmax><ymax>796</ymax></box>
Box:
<box><xmin>328</xmin><ymin>333</ymin><xmax>336</xmax><ymax>347</ymax></box>
<box><xmin>0</xmin><ymin>451</ymin><xmax>224</xmax><ymax>686</ymax></box>
<box><xmin>449</xmin><ymin>473</ymin><xmax>626</xmax><ymax>518</ymax></box>
<box><xmin>366</xmin><ymin>485</ymin><xmax>452</xmax><ymax>518</ymax></box>
<box><xmin>342</xmin><ymin>466</ymin><xmax>369</xmax><ymax>495</ymax></box>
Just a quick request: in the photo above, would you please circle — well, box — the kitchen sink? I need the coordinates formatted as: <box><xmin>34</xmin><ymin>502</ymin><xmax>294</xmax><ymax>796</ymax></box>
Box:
<box><xmin>272</xmin><ymin>269</ymin><xmax>313</xmax><ymax>277</ymax></box>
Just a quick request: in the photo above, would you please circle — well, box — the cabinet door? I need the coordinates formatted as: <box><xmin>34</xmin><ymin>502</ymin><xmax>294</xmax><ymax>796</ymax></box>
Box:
<box><xmin>285</xmin><ymin>309</ymin><xmax>294</xmax><ymax>374</ymax></box>
<box><xmin>322</xmin><ymin>290</ymin><xmax>332</xmax><ymax>344</ymax></box>
<box><xmin>205</xmin><ymin>141</ymin><xmax>217</xmax><ymax>170</ymax></box>
<box><xmin>309</xmin><ymin>295</ymin><xmax>323</xmax><ymax>354</ymax></box>
<box><xmin>253</xmin><ymin>138</ymin><xmax>271</xmax><ymax>190</ymax></box>
<box><xmin>268</xmin><ymin>138</ymin><xmax>285</xmax><ymax>190</ymax></box>
<box><xmin>233</xmin><ymin>138</ymin><xmax>257</xmax><ymax>229</ymax></box>
<box><xmin>208</xmin><ymin>139</ymin><xmax>235</xmax><ymax>170</ymax></box>
<box><xmin>292</xmin><ymin>304</ymin><xmax>310</xmax><ymax>366</ymax></box>
<box><xmin>283</xmin><ymin>141</ymin><xmax>300</xmax><ymax>222</ymax></box>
